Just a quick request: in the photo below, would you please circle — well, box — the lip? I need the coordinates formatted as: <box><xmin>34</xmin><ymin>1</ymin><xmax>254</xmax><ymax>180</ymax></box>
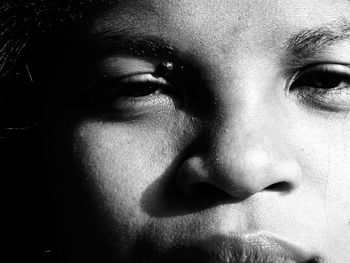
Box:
<box><xmin>159</xmin><ymin>233</ymin><xmax>323</xmax><ymax>263</ymax></box>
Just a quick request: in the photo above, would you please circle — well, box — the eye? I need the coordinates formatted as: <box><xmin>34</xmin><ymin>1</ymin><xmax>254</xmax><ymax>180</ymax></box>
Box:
<box><xmin>92</xmin><ymin>73</ymin><xmax>180</xmax><ymax>115</ymax></box>
<box><xmin>102</xmin><ymin>74</ymin><xmax>172</xmax><ymax>97</ymax></box>
<box><xmin>289</xmin><ymin>64</ymin><xmax>350</xmax><ymax>111</ymax></box>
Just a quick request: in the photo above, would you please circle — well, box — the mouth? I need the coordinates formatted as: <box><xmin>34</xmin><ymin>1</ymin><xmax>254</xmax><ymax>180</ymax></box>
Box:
<box><xmin>158</xmin><ymin>233</ymin><xmax>323</xmax><ymax>263</ymax></box>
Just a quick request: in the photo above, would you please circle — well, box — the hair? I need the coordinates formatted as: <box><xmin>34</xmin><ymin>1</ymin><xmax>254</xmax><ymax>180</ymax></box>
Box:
<box><xmin>0</xmin><ymin>1</ymin><xmax>114</xmax><ymax>262</ymax></box>
<box><xmin>0</xmin><ymin>0</ymin><xmax>117</xmax><ymax>133</ymax></box>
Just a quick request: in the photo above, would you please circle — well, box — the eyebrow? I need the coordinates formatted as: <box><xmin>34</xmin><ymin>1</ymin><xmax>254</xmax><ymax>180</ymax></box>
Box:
<box><xmin>90</xmin><ymin>30</ymin><xmax>179</xmax><ymax>62</ymax></box>
<box><xmin>287</xmin><ymin>18</ymin><xmax>350</xmax><ymax>59</ymax></box>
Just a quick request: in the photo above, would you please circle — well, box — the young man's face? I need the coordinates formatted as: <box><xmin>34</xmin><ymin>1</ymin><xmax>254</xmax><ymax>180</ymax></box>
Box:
<box><xmin>52</xmin><ymin>0</ymin><xmax>350</xmax><ymax>262</ymax></box>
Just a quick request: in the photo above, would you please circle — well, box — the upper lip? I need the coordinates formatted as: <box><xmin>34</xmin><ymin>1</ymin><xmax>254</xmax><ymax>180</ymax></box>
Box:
<box><xmin>158</xmin><ymin>233</ymin><xmax>322</xmax><ymax>263</ymax></box>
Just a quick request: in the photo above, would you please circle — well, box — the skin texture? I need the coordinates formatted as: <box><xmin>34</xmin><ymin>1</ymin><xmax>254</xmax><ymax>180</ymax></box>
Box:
<box><xmin>49</xmin><ymin>0</ymin><xmax>350</xmax><ymax>262</ymax></box>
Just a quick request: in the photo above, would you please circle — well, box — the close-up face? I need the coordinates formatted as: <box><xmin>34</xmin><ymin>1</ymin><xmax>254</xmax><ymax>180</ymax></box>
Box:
<box><xmin>42</xmin><ymin>0</ymin><xmax>350</xmax><ymax>262</ymax></box>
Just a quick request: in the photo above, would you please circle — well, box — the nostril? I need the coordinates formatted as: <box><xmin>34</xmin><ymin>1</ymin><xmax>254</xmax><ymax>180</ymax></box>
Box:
<box><xmin>188</xmin><ymin>182</ymin><xmax>232</xmax><ymax>201</ymax></box>
<box><xmin>265</xmin><ymin>181</ymin><xmax>291</xmax><ymax>192</ymax></box>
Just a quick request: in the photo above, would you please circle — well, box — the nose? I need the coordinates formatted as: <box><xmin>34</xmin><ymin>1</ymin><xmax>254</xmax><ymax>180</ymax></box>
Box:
<box><xmin>177</xmin><ymin>99</ymin><xmax>303</xmax><ymax>200</ymax></box>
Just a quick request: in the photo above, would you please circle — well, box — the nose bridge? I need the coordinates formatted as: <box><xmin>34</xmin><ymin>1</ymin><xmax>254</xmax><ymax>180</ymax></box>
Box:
<box><xmin>211</xmin><ymin>65</ymin><xmax>275</xmax><ymax>155</ymax></box>
<box><xmin>211</xmin><ymin>97</ymin><xmax>276</xmax><ymax>175</ymax></box>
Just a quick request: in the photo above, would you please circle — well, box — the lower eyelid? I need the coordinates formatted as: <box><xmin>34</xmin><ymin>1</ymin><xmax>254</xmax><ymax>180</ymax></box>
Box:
<box><xmin>109</xmin><ymin>94</ymin><xmax>176</xmax><ymax>114</ymax></box>
<box><xmin>297</xmin><ymin>88</ymin><xmax>350</xmax><ymax>112</ymax></box>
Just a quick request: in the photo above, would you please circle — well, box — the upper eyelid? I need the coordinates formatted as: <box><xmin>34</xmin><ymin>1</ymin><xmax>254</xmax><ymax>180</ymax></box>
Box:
<box><xmin>287</xmin><ymin>62</ymin><xmax>350</xmax><ymax>80</ymax></box>
<box><xmin>99</xmin><ymin>56</ymin><xmax>159</xmax><ymax>78</ymax></box>
<box><xmin>302</xmin><ymin>63</ymin><xmax>350</xmax><ymax>71</ymax></box>
<box><xmin>296</xmin><ymin>63</ymin><xmax>350</xmax><ymax>79</ymax></box>
<box><xmin>98</xmin><ymin>56</ymin><xmax>185</xmax><ymax>83</ymax></box>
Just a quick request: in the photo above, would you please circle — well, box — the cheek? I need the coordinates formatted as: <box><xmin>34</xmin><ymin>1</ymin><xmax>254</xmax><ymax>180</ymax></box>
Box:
<box><xmin>322</xmin><ymin>127</ymin><xmax>350</xmax><ymax>243</ymax></box>
<box><xmin>75</xmin><ymin>127</ymin><xmax>162</xmax><ymax>211</ymax></box>
<box><xmin>288</xmin><ymin>112</ymin><xmax>350</xmax><ymax>191</ymax></box>
<box><xmin>291</xmin><ymin>114</ymin><xmax>350</xmax><ymax>249</ymax></box>
<box><xmin>321</xmin><ymin>139</ymin><xmax>350</xmax><ymax>256</ymax></box>
<box><xmin>69</xmin><ymin>121</ymin><xmax>176</xmax><ymax>254</ymax></box>
<box><xmin>71</xmin><ymin>114</ymin><xmax>191</xmax><ymax>222</ymax></box>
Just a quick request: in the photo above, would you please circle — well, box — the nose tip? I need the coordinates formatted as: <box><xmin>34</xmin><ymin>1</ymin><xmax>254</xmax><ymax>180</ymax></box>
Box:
<box><xmin>220</xmin><ymin>147</ymin><xmax>299</xmax><ymax>194</ymax></box>
<box><xmin>176</xmin><ymin>142</ymin><xmax>303</xmax><ymax>201</ymax></box>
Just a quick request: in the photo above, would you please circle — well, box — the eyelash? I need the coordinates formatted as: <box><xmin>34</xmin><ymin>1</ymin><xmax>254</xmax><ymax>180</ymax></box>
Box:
<box><xmin>108</xmin><ymin>75</ymin><xmax>171</xmax><ymax>96</ymax></box>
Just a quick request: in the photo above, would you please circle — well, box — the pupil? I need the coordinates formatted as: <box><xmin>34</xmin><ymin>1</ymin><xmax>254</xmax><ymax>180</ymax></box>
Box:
<box><xmin>315</xmin><ymin>76</ymin><xmax>341</xmax><ymax>89</ymax></box>
<box><xmin>128</xmin><ymin>83</ymin><xmax>157</xmax><ymax>96</ymax></box>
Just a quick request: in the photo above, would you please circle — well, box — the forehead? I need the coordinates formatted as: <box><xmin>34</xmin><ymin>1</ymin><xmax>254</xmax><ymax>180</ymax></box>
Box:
<box><xmin>89</xmin><ymin>0</ymin><xmax>350</xmax><ymax>71</ymax></box>
<box><xmin>92</xmin><ymin>0</ymin><xmax>350</xmax><ymax>31</ymax></box>
<box><xmin>92</xmin><ymin>0</ymin><xmax>350</xmax><ymax>54</ymax></box>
